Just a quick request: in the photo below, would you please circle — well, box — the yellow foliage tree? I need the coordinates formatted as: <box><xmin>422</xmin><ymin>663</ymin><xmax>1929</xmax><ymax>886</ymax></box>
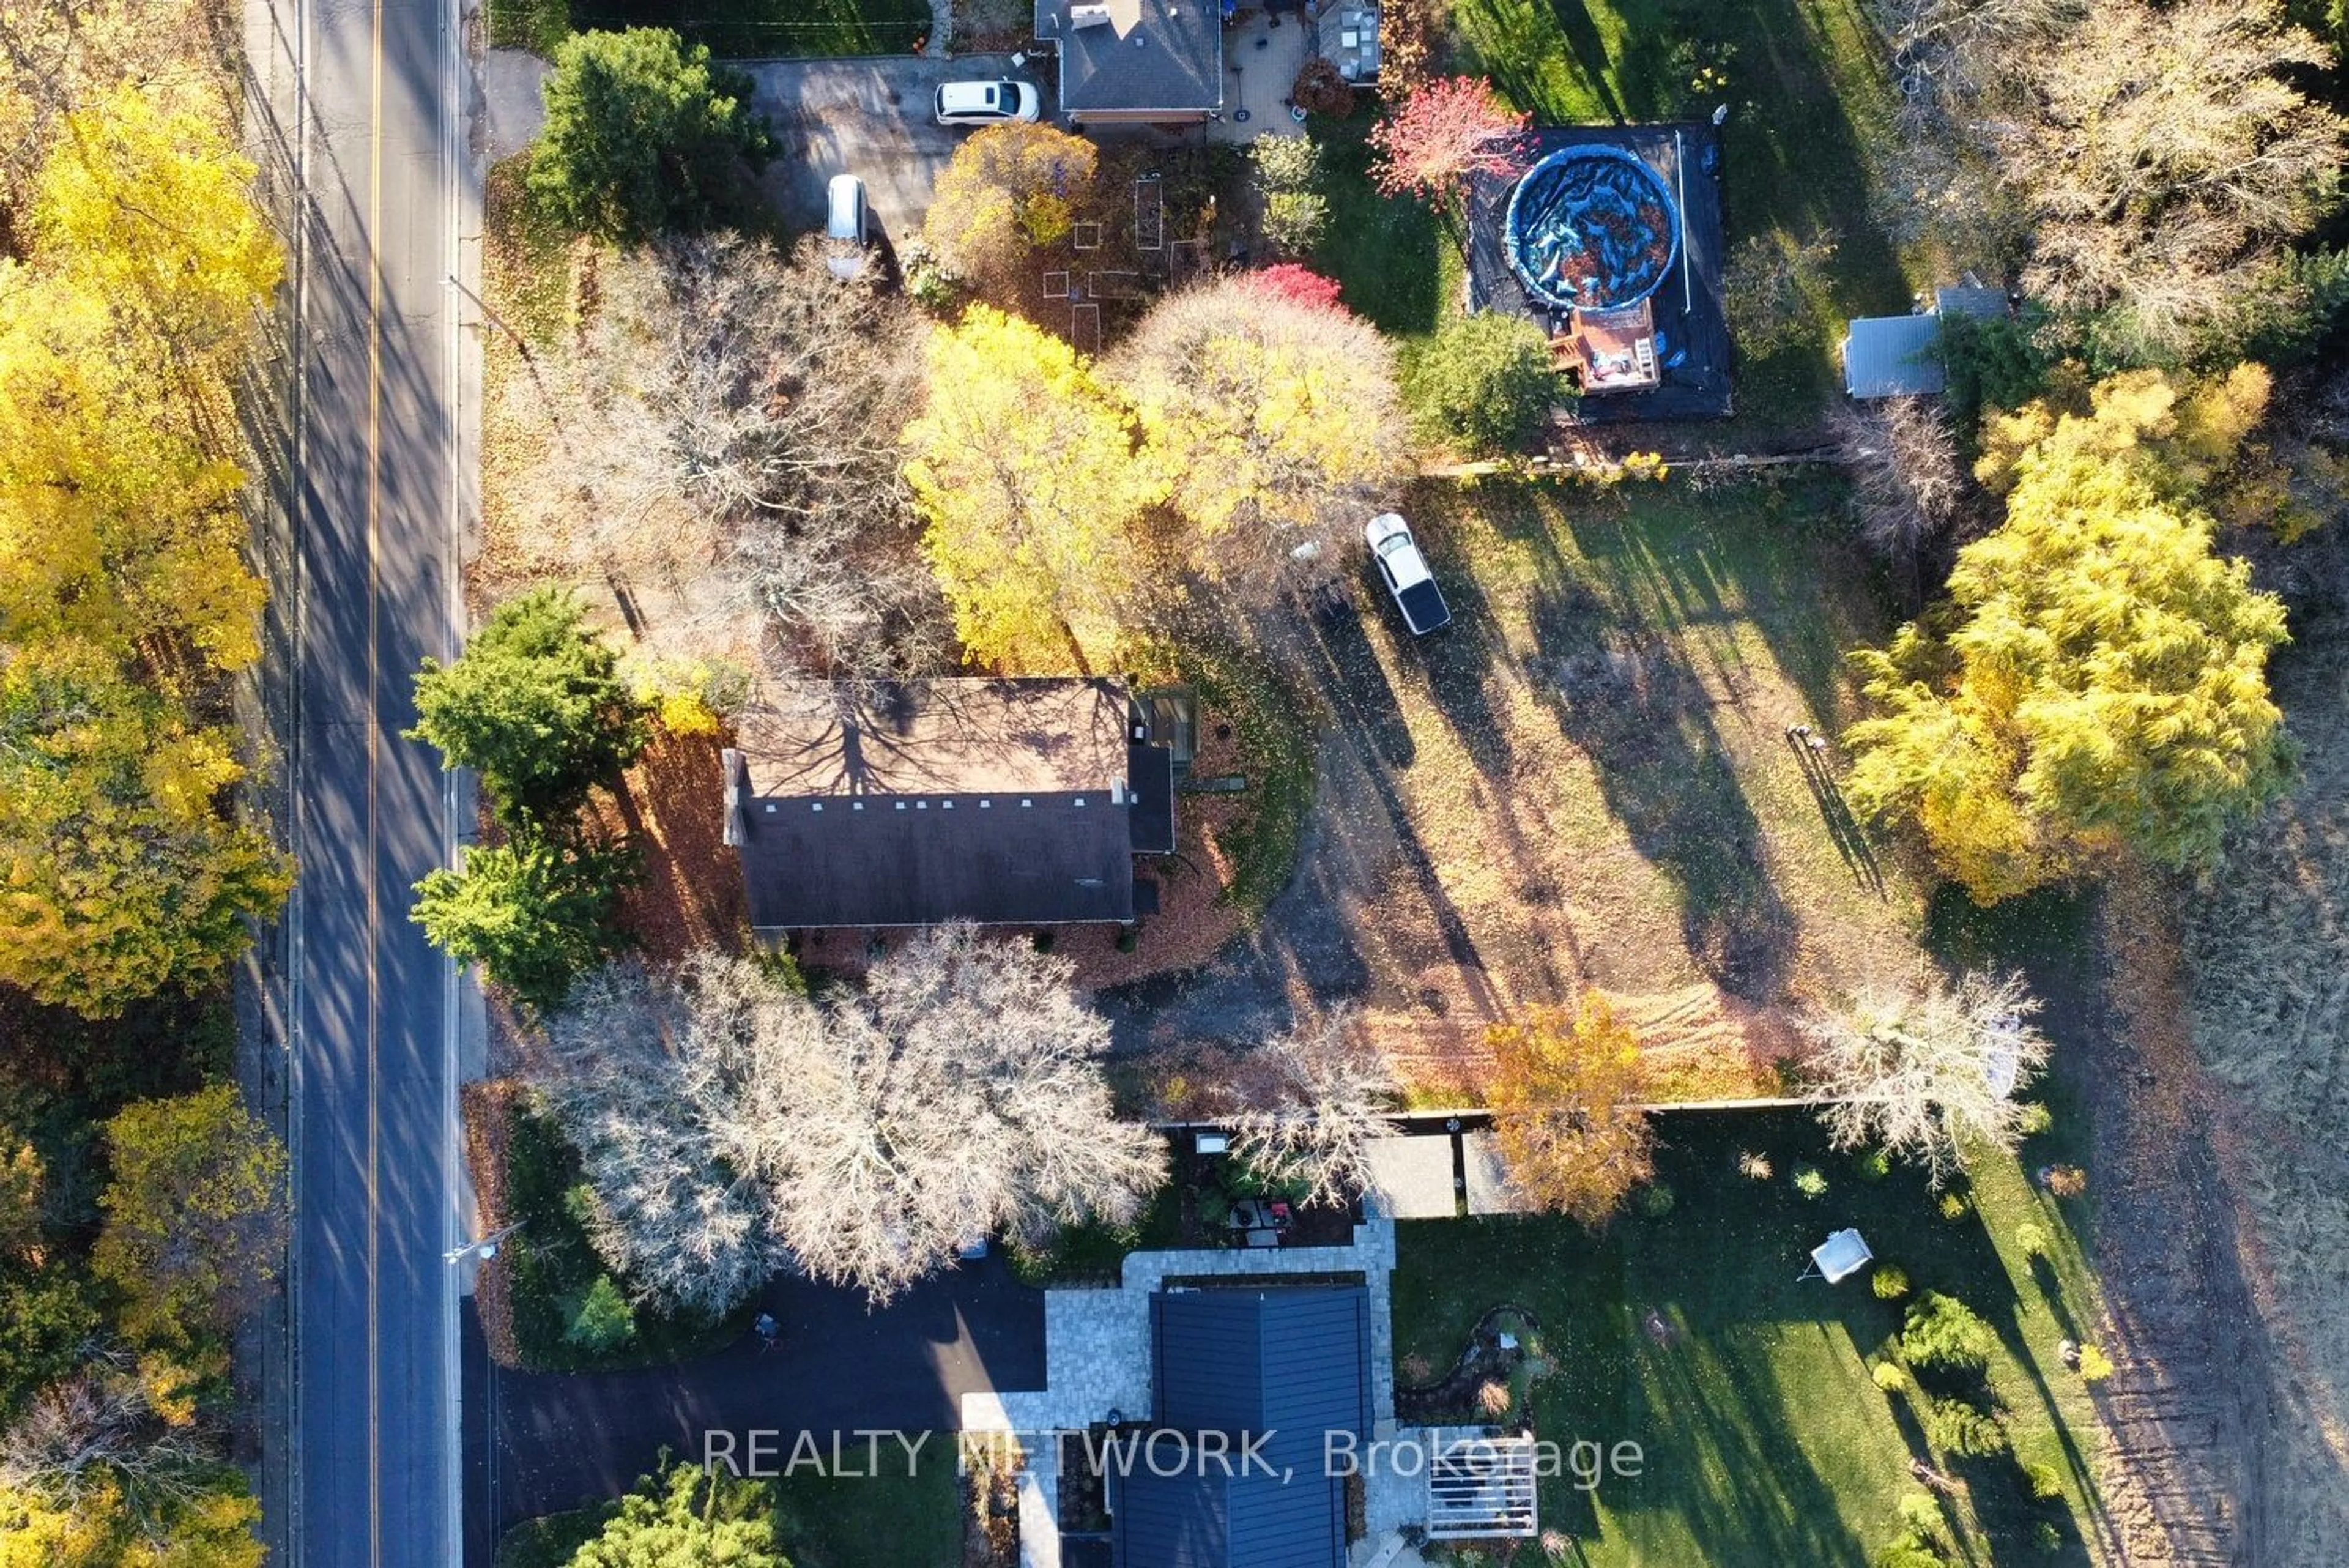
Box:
<box><xmin>93</xmin><ymin>1085</ymin><xmax>287</xmax><ymax>1347</ymax></box>
<box><xmin>0</xmin><ymin>1473</ymin><xmax>265</xmax><ymax>1568</ymax></box>
<box><xmin>902</xmin><ymin>307</ymin><xmax>1163</xmax><ymax>671</ymax></box>
<box><xmin>1108</xmin><ymin>278</ymin><xmax>1408</xmax><ymax>587</ymax></box>
<box><xmin>1850</xmin><ymin>368</ymin><xmax>2291</xmax><ymax>902</ymax></box>
<box><xmin>0</xmin><ymin>641</ymin><xmax>292</xmax><ymax>1014</ymax></box>
<box><xmin>921</xmin><ymin>122</ymin><xmax>1097</xmax><ymax>295</ymax></box>
<box><xmin>32</xmin><ymin>86</ymin><xmax>282</xmax><ymax>359</ymax></box>
<box><xmin>1486</xmin><ymin>997</ymin><xmax>1655</xmax><ymax>1227</ymax></box>
<box><xmin>0</xmin><ymin>79</ymin><xmax>287</xmax><ymax>1013</ymax></box>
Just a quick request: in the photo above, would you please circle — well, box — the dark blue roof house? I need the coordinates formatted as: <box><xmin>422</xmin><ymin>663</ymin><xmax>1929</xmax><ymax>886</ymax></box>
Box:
<box><xmin>1111</xmin><ymin>1287</ymin><xmax>1373</xmax><ymax>1568</ymax></box>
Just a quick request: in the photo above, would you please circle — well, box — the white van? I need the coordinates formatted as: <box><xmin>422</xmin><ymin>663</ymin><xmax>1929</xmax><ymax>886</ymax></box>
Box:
<box><xmin>933</xmin><ymin>80</ymin><xmax>1041</xmax><ymax>125</ymax></box>
<box><xmin>824</xmin><ymin>174</ymin><xmax>868</xmax><ymax>281</ymax></box>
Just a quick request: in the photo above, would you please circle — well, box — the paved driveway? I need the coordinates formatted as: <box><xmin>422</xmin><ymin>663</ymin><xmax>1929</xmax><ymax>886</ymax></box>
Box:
<box><xmin>483</xmin><ymin>1252</ymin><xmax>1045</xmax><ymax>1528</ymax></box>
<box><xmin>746</xmin><ymin>55</ymin><xmax>1037</xmax><ymax>241</ymax></box>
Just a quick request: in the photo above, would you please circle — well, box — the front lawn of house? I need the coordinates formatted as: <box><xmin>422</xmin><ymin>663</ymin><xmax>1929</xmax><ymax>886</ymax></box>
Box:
<box><xmin>1390</xmin><ymin>1088</ymin><xmax>2111</xmax><ymax>1566</ymax></box>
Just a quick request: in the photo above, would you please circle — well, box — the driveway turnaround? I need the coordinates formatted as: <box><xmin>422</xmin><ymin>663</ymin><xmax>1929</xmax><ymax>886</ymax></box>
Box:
<box><xmin>746</xmin><ymin>55</ymin><xmax>1036</xmax><ymax>242</ymax></box>
<box><xmin>485</xmin><ymin>1254</ymin><xmax>1047</xmax><ymax>1529</ymax></box>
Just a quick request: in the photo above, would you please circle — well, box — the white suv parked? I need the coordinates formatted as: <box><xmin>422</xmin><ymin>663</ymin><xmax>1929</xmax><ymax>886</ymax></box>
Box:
<box><xmin>933</xmin><ymin>79</ymin><xmax>1042</xmax><ymax>125</ymax></box>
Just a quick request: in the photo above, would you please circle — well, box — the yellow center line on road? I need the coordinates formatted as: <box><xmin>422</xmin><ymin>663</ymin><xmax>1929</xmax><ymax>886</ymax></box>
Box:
<box><xmin>366</xmin><ymin>0</ymin><xmax>385</xmax><ymax>1557</ymax></box>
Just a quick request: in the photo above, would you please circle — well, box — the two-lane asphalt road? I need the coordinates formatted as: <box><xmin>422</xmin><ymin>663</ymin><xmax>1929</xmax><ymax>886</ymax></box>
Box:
<box><xmin>273</xmin><ymin>0</ymin><xmax>466</xmax><ymax>1557</ymax></box>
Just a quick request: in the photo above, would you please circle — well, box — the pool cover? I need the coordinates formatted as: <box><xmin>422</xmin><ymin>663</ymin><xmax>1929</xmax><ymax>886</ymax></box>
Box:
<box><xmin>1466</xmin><ymin>124</ymin><xmax>1732</xmax><ymax>422</ymax></box>
<box><xmin>1505</xmin><ymin>146</ymin><xmax>1681</xmax><ymax>311</ymax></box>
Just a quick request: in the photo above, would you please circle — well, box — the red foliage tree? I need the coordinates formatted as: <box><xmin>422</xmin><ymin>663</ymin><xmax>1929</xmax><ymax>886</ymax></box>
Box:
<box><xmin>1367</xmin><ymin>75</ymin><xmax>1531</xmax><ymax>204</ymax></box>
<box><xmin>1247</xmin><ymin>264</ymin><xmax>1348</xmax><ymax>314</ymax></box>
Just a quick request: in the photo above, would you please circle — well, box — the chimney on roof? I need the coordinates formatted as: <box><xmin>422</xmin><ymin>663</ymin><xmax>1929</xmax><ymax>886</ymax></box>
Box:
<box><xmin>722</xmin><ymin>748</ymin><xmax>748</xmax><ymax>846</ymax></box>
<box><xmin>1069</xmin><ymin>2</ymin><xmax>1113</xmax><ymax>26</ymax></box>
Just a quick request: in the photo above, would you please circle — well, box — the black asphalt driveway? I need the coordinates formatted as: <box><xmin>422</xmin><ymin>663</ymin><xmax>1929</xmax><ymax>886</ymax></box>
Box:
<box><xmin>746</xmin><ymin>55</ymin><xmax>1034</xmax><ymax>240</ymax></box>
<box><xmin>484</xmin><ymin>1254</ymin><xmax>1045</xmax><ymax>1528</ymax></box>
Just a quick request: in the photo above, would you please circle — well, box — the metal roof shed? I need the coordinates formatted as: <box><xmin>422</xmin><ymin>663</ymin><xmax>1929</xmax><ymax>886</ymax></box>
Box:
<box><xmin>1841</xmin><ymin>314</ymin><xmax>1945</xmax><ymax>398</ymax></box>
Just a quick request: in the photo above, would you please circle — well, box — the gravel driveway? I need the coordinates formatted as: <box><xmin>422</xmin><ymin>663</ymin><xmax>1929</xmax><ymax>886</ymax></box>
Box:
<box><xmin>746</xmin><ymin>55</ymin><xmax>1039</xmax><ymax>242</ymax></box>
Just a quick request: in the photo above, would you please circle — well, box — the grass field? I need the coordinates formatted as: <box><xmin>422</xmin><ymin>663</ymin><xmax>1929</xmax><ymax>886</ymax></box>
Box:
<box><xmin>1392</xmin><ymin>1100</ymin><xmax>2111</xmax><ymax>1566</ymax></box>
<box><xmin>489</xmin><ymin>0</ymin><xmax>930</xmax><ymax>56</ymax></box>
<box><xmin>1277</xmin><ymin>472</ymin><xmax>1927</xmax><ymax>1093</ymax></box>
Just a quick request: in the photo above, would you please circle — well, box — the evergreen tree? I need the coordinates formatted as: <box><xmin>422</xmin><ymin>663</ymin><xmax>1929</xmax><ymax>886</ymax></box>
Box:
<box><xmin>407</xmin><ymin>589</ymin><xmax>650</xmax><ymax>827</ymax></box>
<box><xmin>527</xmin><ymin>28</ymin><xmax>773</xmax><ymax>242</ymax></box>
<box><xmin>410</xmin><ymin>834</ymin><xmax>636</xmax><ymax>1013</ymax></box>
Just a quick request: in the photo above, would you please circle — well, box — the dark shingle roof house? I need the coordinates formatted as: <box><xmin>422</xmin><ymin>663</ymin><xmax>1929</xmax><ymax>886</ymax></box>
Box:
<box><xmin>1111</xmin><ymin>1287</ymin><xmax>1374</xmax><ymax>1568</ymax></box>
<box><xmin>722</xmin><ymin>678</ymin><xmax>1175</xmax><ymax>932</ymax></box>
<box><xmin>1034</xmin><ymin>0</ymin><xmax>1223</xmax><ymax>124</ymax></box>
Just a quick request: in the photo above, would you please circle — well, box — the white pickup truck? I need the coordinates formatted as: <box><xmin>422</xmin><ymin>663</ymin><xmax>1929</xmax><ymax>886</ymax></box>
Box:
<box><xmin>1364</xmin><ymin>512</ymin><xmax>1452</xmax><ymax>636</ymax></box>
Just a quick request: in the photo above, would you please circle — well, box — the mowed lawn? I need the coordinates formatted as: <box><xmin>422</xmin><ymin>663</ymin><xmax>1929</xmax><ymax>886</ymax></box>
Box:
<box><xmin>1391</xmin><ymin>1102</ymin><xmax>2113</xmax><ymax>1566</ymax></box>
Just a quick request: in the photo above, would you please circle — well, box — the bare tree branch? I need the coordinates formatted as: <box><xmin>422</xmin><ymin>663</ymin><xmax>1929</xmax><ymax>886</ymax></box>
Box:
<box><xmin>1228</xmin><ymin>1007</ymin><xmax>1400</xmax><ymax>1208</ymax></box>
<box><xmin>1797</xmin><ymin>969</ymin><xmax>2053</xmax><ymax>1185</ymax></box>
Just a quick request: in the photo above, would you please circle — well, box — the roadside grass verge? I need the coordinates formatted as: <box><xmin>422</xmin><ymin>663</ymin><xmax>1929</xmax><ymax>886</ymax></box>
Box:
<box><xmin>555</xmin><ymin>0</ymin><xmax>930</xmax><ymax>58</ymax></box>
<box><xmin>484</xmin><ymin>154</ymin><xmax>572</xmax><ymax>352</ymax></box>
<box><xmin>1392</xmin><ymin>1104</ymin><xmax>2111</xmax><ymax>1565</ymax></box>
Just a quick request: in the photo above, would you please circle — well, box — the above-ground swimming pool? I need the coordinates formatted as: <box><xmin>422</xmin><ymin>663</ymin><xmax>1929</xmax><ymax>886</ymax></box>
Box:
<box><xmin>1504</xmin><ymin>146</ymin><xmax>1681</xmax><ymax>312</ymax></box>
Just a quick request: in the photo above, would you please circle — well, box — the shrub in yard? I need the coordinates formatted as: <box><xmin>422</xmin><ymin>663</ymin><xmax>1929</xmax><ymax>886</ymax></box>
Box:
<box><xmin>2076</xmin><ymin>1344</ymin><xmax>2114</xmax><ymax>1381</ymax></box>
<box><xmin>1901</xmin><ymin>1292</ymin><xmax>1997</xmax><ymax>1375</ymax></box>
<box><xmin>1737</xmin><ymin>1151</ymin><xmax>1773</xmax><ymax>1181</ymax></box>
<box><xmin>1636</xmin><ymin>1182</ymin><xmax>1676</xmax><ymax>1219</ymax></box>
<box><xmin>2015</xmin><ymin>1102</ymin><xmax>2054</xmax><ymax>1137</ymax></box>
<box><xmin>1253</xmin><ymin>133</ymin><xmax>1321</xmax><ymax>193</ymax></box>
<box><xmin>1292</xmin><ymin>58</ymin><xmax>1355</xmax><ymax>119</ymax></box>
<box><xmin>1721</xmin><ymin>229</ymin><xmax>1838</xmax><ymax>357</ymax></box>
<box><xmin>2033</xmin><ymin>1520</ymin><xmax>2065</xmax><ymax>1551</ymax></box>
<box><xmin>1872</xmin><ymin>1360</ymin><xmax>1910</xmax><ymax>1393</ymax></box>
<box><xmin>1252</xmin><ymin>136</ymin><xmax>1328</xmax><ymax>256</ymax></box>
<box><xmin>1262</xmin><ymin>190</ymin><xmax>1332</xmax><ymax>257</ymax></box>
<box><xmin>2044</xmin><ymin>1164</ymin><xmax>2088</xmax><ymax>1198</ymax></box>
<box><xmin>565</xmin><ymin>1274</ymin><xmax>637</xmax><ymax>1353</ymax></box>
<box><xmin>1937</xmin><ymin>1191</ymin><xmax>1972</xmax><ymax>1221</ymax></box>
<box><xmin>1876</xmin><ymin>1545</ymin><xmax>1951</xmax><ymax>1568</ymax></box>
<box><xmin>1854</xmin><ymin>1148</ymin><xmax>1891</xmax><ymax>1183</ymax></box>
<box><xmin>1793</xmin><ymin>1164</ymin><xmax>1829</xmax><ymax>1200</ymax></box>
<box><xmin>1475</xmin><ymin>1378</ymin><xmax>1513</xmax><ymax>1417</ymax></box>
<box><xmin>528</xmin><ymin>28</ymin><xmax>774</xmax><ymax>243</ymax></box>
<box><xmin>2016</xmin><ymin>1222</ymin><xmax>2050</xmax><ymax>1259</ymax></box>
<box><xmin>1923</xmin><ymin>1396</ymin><xmax>2009</xmax><ymax>1458</ymax></box>
<box><xmin>2023</xmin><ymin>1458</ymin><xmax>2065</xmax><ymax>1500</ymax></box>
<box><xmin>1872</xmin><ymin>1264</ymin><xmax>1911</xmax><ymax>1301</ymax></box>
<box><xmin>1247</xmin><ymin>263</ymin><xmax>1347</xmax><ymax>313</ymax></box>
<box><xmin>1895</xmin><ymin>1492</ymin><xmax>1943</xmax><ymax>1542</ymax></box>
<box><xmin>1403</xmin><ymin>312</ymin><xmax>1564</xmax><ymax>455</ymax></box>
